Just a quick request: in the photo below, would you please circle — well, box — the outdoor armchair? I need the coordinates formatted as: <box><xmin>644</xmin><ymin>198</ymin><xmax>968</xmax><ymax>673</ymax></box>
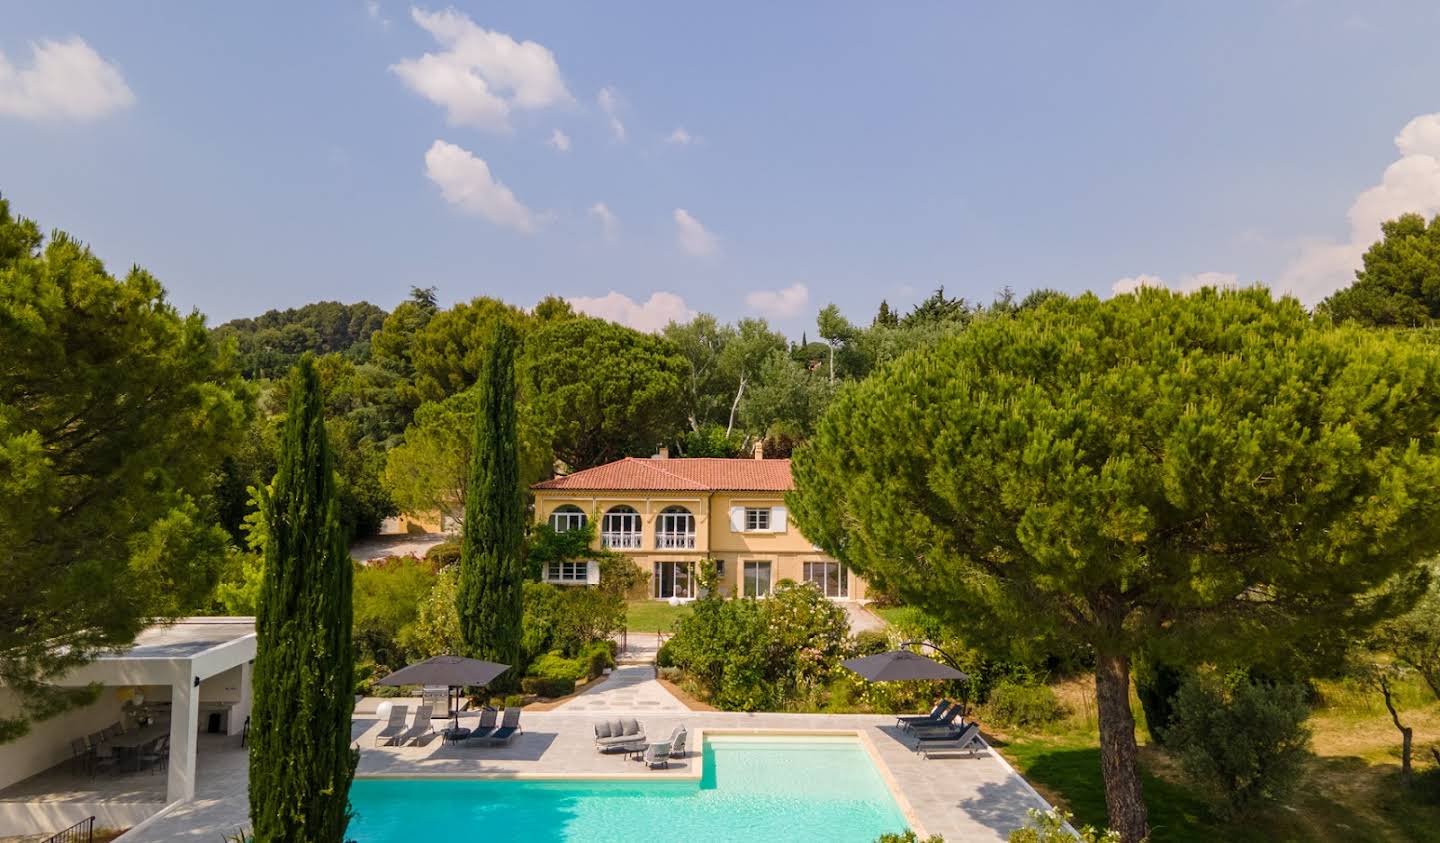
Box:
<box><xmin>640</xmin><ymin>740</ymin><xmax>673</xmax><ymax>769</ymax></box>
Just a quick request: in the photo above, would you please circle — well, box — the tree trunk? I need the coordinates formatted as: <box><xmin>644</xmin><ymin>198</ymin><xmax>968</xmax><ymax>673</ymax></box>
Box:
<box><xmin>1380</xmin><ymin>674</ymin><xmax>1413</xmax><ymax>780</ymax></box>
<box><xmin>1094</xmin><ymin>651</ymin><xmax>1149</xmax><ymax>843</ymax></box>
<box><xmin>725</xmin><ymin>375</ymin><xmax>746</xmax><ymax>437</ymax></box>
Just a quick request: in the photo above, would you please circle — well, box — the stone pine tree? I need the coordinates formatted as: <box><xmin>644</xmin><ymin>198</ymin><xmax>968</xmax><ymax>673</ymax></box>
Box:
<box><xmin>457</xmin><ymin>317</ymin><xmax>525</xmax><ymax>679</ymax></box>
<box><xmin>790</xmin><ymin>287</ymin><xmax>1440</xmax><ymax>843</ymax></box>
<box><xmin>249</xmin><ymin>356</ymin><xmax>357</xmax><ymax>843</ymax></box>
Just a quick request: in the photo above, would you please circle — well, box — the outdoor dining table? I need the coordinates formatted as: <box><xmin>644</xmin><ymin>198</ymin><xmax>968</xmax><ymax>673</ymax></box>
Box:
<box><xmin>102</xmin><ymin>722</ymin><xmax>170</xmax><ymax>772</ymax></box>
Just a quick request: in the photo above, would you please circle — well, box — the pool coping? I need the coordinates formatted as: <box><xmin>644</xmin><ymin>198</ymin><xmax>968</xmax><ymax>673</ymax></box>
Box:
<box><xmin>353</xmin><ymin>727</ymin><xmax>928</xmax><ymax>838</ymax></box>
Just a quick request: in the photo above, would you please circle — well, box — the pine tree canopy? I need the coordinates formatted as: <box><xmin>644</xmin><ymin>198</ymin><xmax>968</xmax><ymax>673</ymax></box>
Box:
<box><xmin>790</xmin><ymin>286</ymin><xmax>1440</xmax><ymax>841</ymax></box>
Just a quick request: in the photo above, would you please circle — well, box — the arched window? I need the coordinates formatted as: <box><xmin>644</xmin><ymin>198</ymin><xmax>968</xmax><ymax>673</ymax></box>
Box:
<box><xmin>655</xmin><ymin>506</ymin><xmax>695</xmax><ymax>549</ymax></box>
<box><xmin>548</xmin><ymin>504</ymin><xmax>587</xmax><ymax>533</ymax></box>
<box><xmin>602</xmin><ymin>505</ymin><xmax>641</xmax><ymax>549</ymax></box>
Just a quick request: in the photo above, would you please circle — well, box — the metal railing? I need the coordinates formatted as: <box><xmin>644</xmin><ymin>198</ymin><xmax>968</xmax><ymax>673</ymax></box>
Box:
<box><xmin>654</xmin><ymin>532</ymin><xmax>696</xmax><ymax>549</ymax></box>
<box><xmin>44</xmin><ymin>816</ymin><xmax>94</xmax><ymax>843</ymax></box>
<box><xmin>600</xmin><ymin>532</ymin><xmax>642</xmax><ymax>549</ymax></box>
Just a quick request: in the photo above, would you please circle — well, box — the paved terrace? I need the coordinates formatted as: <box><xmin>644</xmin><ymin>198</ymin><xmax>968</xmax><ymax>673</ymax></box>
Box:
<box><xmin>122</xmin><ymin>709</ymin><xmax>1047</xmax><ymax>842</ymax></box>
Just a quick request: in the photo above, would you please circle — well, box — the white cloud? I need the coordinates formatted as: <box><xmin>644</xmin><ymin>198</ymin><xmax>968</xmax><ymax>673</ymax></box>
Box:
<box><xmin>588</xmin><ymin>202</ymin><xmax>619</xmax><ymax>241</ymax></box>
<box><xmin>365</xmin><ymin>0</ymin><xmax>391</xmax><ymax>27</ymax></box>
<box><xmin>547</xmin><ymin>128</ymin><xmax>571</xmax><ymax>152</ymax></box>
<box><xmin>674</xmin><ymin>208</ymin><xmax>718</xmax><ymax>257</ymax></box>
<box><xmin>597</xmin><ymin>86</ymin><xmax>625</xmax><ymax>141</ymax></box>
<box><xmin>392</xmin><ymin>7</ymin><xmax>571</xmax><ymax>132</ymax></box>
<box><xmin>666</xmin><ymin>126</ymin><xmax>694</xmax><ymax>145</ymax></box>
<box><xmin>1279</xmin><ymin>111</ymin><xmax>1440</xmax><ymax>304</ymax></box>
<box><xmin>423</xmin><ymin>139</ymin><xmax>535</xmax><ymax>232</ymax></box>
<box><xmin>568</xmin><ymin>291</ymin><xmax>694</xmax><ymax>332</ymax></box>
<box><xmin>0</xmin><ymin>37</ymin><xmax>134</xmax><ymax>121</ymax></box>
<box><xmin>745</xmin><ymin>283</ymin><xmax>810</xmax><ymax>318</ymax></box>
<box><xmin>1110</xmin><ymin>272</ymin><xmax>1238</xmax><ymax>297</ymax></box>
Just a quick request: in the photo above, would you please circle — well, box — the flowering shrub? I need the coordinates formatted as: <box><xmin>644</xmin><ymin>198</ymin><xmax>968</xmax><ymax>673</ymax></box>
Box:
<box><xmin>665</xmin><ymin>580</ymin><xmax>849</xmax><ymax>710</ymax></box>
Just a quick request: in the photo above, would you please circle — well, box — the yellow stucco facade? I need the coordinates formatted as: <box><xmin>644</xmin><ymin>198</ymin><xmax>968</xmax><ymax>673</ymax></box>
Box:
<box><xmin>532</xmin><ymin>488</ymin><xmax>867</xmax><ymax>601</ymax></box>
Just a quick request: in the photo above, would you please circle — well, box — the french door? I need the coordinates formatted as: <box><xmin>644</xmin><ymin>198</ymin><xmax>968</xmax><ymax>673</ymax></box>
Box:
<box><xmin>803</xmin><ymin>561</ymin><xmax>848</xmax><ymax>598</ymax></box>
<box><xmin>654</xmin><ymin>561</ymin><xmax>695</xmax><ymax>599</ymax></box>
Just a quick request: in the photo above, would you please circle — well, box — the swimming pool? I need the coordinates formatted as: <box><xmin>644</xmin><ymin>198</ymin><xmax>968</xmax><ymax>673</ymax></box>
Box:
<box><xmin>349</xmin><ymin>734</ymin><xmax>912</xmax><ymax>842</ymax></box>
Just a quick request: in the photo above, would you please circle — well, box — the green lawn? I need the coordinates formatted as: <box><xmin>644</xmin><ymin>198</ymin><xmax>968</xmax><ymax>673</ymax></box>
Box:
<box><xmin>625</xmin><ymin>600</ymin><xmax>691</xmax><ymax>633</ymax></box>
<box><xmin>992</xmin><ymin>676</ymin><xmax>1440</xmax><ymax>843</ymax></box>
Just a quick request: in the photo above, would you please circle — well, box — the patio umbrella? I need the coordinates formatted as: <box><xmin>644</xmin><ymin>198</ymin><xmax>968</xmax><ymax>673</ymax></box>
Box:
<box><xmin>377</xmin><ymin>655</ymin><xmax>510</xmax><ymax>731</ymax></box>
<box><xmin>841</xmin><ymin>649</ymin><xmax>968</xmax><ymax>683</ymax></box>
<box><xmin>842</xmin><ymin>649</ymin><xmax>971</xmax><ymax>718</ymax></box>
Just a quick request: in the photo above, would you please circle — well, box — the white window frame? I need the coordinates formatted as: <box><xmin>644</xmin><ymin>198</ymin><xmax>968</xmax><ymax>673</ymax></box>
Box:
<box><xmin>601</xmin><ymin>506</ymin><xmax>642</xmax><ymax>549</ymax></box>
<box><xmin>655</xmin><ymin>507</ymin><xmax>696</xmax><ymax>549</ymax></box>
<box><xmin>654</xmin><ymin>560</ymin><xmax>695</xmax><ymax>599</ymax></box>
<box><xmin>744</xmin><ymin>507</ymin><xmax>770</xmax><ymax>532</ymax></box>
<box><xmin>742</xmin><ymin>560</ymin><xmax>772</xmax><ymax>598</ymax></box>
<box><xmin>546</xmin><ymin>559</ymin><xmax>589</xmax><ymax>584</ymax></box>
<box><xmin>548</xmin><ymin>505</ymin><xmax>587</xmax><ymax>533</ymax></box>
<box><xmin>803</xmin><ymin>560</ymin><xmax>849</xmax><ymax>599</ymax></box>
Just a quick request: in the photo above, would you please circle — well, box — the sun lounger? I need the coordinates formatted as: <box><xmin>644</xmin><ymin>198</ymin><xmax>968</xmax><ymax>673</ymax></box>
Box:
<box><xmin>474</xmin><ymin>707</ymin><xmax>522</xmax><ymax>746</ymax></box>
<box><xmin>913</xmin><ymin>722</ymin><xmax>984</xmax><ymax>759</ymax></box>
<box><xmin>372</xmin><ymin>705</ymin><xmax>410</xmax><ymax>746</ymax></box>
<box><xmin>391</xmin><ymin>704</ymin><xmax>435</xmax><ymax>746</ymax></box>
<box><xmin>464</xmin><ymin>707</ymin><xmax>499</xmax><ymax>743</ymax></box>
<box><xmin>902</xmin><ymin>702</ymin><xmax>961</xmax><ymax>733</ymax></box>
<box><xmin>896</xmin><ymin>700</ymin><xmax>952</xmax><ymax>730</ymax></box>
<box><xmin>640</xmin><ymin>740</ymin><xmax>672</xmax><ymax>769</ymax></box>
<box><xmin>595</xmin><ymin>718</ymin><xmax>645</xmax><ymax>752</ymax></box>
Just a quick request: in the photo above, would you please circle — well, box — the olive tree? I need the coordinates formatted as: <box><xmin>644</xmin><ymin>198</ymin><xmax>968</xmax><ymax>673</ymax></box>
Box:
<box><xmin>790</xmin><ymin>287</ymin><xmax>1440</xmax><ymax>842</ymax></box>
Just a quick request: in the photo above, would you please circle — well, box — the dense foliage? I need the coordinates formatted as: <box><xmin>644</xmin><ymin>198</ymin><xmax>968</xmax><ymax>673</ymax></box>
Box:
<box><xmin>790</xmin><ymin>288</ymin><xmax>1440</xmax><ymax>841</ymax></box>
<box><xmin>1165</xmin><ymin>675</ymin><xmax>1312</xmax><ymax>818</ymax></box>
<box><xmin>248</xmin><ymin>358</ymin><xmax>357</xmax><ymax>842</ymax></box>
<box><xmin>214</xmin><ymin>300</ymin><xmax>387</xmax><ymax>377</ymax></box>
<box><xmin>0</xmin><ymin>198</ymin><xmax>249</xmax><ymax>742</ymax></box>
<box><xmin>1320</xmin><ymin>212</ymin><xmax>1440</xmax><ymax>326</ymax></box>
<box><xmin>457</xmin><ymin>318</ymin><xmax>525</xmax><ymax>683</ymax></box>
<box><xmin>665</xmin><ymin>579</ymin><xmax>849</xmax><ymax>710</ymax></box>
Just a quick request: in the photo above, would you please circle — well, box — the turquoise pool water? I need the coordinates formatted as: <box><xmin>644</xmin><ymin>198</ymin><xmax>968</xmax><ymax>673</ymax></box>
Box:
<box><xmin>349</xmin><ymin>735</ymin><xmax>910</xmax><ymax>842</ymax></box>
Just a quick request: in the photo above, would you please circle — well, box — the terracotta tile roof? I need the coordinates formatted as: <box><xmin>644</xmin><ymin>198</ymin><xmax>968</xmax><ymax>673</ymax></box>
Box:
<box><xmin>532</xmin><ymin>457</ymin><xmax>794</xmax><ymax>492</ymax></box>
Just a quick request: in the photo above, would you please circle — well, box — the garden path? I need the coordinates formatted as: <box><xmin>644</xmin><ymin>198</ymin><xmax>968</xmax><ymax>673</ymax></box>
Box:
<box><xmin>551</xmin><ymin>665</ymin><xmax>689</xmax><ymax>713</ymax></box>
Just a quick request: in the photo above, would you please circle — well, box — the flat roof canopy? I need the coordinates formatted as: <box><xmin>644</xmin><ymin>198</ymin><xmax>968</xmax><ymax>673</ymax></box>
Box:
<box><xmin>63</xmin><ymin>617</ymin><xmax>256</xmax><ymax>688</ymax></box>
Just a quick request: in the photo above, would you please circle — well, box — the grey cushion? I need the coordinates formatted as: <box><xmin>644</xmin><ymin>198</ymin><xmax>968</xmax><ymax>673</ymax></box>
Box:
<box><xmin>621</xmin><ymin>717</ymin><xmax>640</xmax><ymax>736</ymax></box>
<box><xmin>597</xmin><ymin>732</ymin><xmax>646</xmax><ymax>747</ymax></box>
<box><xmin>608</xmin><ymin>718</ymin><xmax>624</xmax><ymax>736</ymax></box>
<box><xmin>594</xmin><ymin>721</ymin><xmax>613</xmax><ymax>739</ymax></box>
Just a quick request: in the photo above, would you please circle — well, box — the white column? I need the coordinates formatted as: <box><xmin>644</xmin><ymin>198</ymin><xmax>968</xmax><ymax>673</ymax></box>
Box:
<box><xmin>167</xmin><ymin>674</ymin><xmax>200</xmax><ymax>802</ymax></box>
<box><xmin>227</xmin><ymin>661</ymin><xmax>253</xmax><ymax>737</ymax></box>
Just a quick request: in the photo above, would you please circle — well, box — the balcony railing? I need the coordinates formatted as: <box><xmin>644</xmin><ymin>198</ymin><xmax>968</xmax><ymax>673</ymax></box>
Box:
<box><xmin>601</xmin><ymin>531</ymin><xmax>642</xmax><ymax>549</ymax></box>
<box><xmin>655</xmin><ymin>532</ymin><xmax>696</xmax><ymax>549</ymax></box>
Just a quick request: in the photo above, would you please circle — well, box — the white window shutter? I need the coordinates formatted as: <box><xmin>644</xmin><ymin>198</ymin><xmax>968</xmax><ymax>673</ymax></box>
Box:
<box><xmin>729</xmin><ymin>506</ymin><xmax>744</xmax><ymax>532</ymax></box>
<box><xmin>770</xmin><ymin>505</ymin><xmax>787</xmax><ymax>533</ymax></box>
<box><xmin>586</xmin><ymin>560</ymin><xmax>600</xmax><ymax>585</ymax></box>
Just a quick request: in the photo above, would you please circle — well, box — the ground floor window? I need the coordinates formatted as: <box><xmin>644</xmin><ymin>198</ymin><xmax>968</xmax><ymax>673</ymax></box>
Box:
<box><xmin>655</xmin><ymin>561</ymin><xmax>695</xmax><ymax>599</ymax></box>
<box><xmin>743</xmin><ymin>560</ymin><xmax>772</xmax><ymax>598</ymax></box>
<box><xmin>547</xmin><ymin>560</ymin><xmax>589</xmax><ymax>583</ymax></box>
<box><xmin>803</xmin><ymin>560</ymin><xmax>848</xmax><ymax>598</ymax></box>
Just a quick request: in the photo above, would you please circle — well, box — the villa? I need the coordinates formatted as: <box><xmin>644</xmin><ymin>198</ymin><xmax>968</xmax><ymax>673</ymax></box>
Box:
<box><xmin>531</xmin><ymin>445</ymin><xmax>869</xmax><ymax>601</ymax></box>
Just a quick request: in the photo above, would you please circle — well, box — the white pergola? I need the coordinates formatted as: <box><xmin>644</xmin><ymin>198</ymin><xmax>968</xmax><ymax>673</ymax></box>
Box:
<box><xmin>62</xmin><ymin>618</ymin><xmax>255</xmax><ymax>803</ymax></box>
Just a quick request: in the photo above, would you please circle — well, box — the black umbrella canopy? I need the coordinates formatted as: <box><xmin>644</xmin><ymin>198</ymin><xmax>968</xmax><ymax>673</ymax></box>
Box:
<box><xmin>376</xmin><ymin>655</ymin><xmax>510</xmax><ymax>688</ymax></box>
<box><xmin>841</xmin><ymin>649</ymin><xmax>968</xmax><ymax>683</ymax></box>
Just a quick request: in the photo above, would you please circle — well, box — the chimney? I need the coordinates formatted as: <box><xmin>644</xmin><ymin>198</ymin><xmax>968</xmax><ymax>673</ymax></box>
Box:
<box><xmin>753</xmin><ymin>440</ymin><xmax>765</xmax><ymax>460</ymax></box>
<box><xmin>655</xmin><ymin>446</ymin><xmax>669</xmax><ymax>459</ymax></box>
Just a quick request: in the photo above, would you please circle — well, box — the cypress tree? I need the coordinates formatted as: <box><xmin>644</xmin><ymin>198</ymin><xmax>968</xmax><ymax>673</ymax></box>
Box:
<box><xmin>249</xmin><ymin>356</ymin><xmax>357</xmax><ymax>842</ymax></box>
<box><xmin>457</xmin><ymin>318</ymin><xmax>525</xmax><ymax>680</ymax></box>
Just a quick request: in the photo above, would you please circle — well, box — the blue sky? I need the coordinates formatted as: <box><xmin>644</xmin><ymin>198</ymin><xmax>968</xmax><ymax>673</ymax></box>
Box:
<box><xmin>3</xmin><ymin>2</ymin><xmax>1440</xmax><ymax>337</ymax></box>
